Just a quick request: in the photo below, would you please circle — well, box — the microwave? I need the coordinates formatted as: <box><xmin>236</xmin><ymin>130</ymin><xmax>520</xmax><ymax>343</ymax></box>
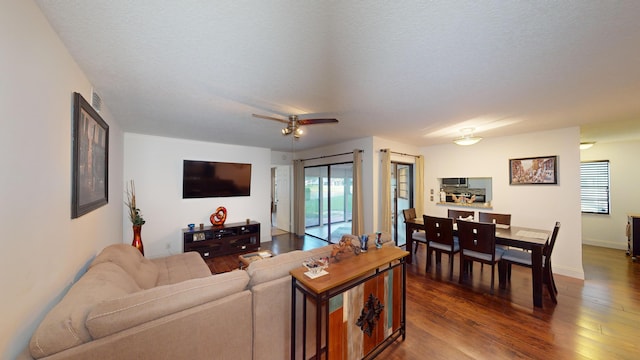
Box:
<box><xmin>442</xmin><ymin>177</ymin><xmax>468</xmax><ymax>187</ymax></box>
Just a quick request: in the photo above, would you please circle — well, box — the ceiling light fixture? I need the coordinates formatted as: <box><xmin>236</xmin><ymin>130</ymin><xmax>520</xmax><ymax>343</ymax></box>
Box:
<box><xmin>453</xmin><ymin>128</ymin><xmax>482</xmax><ymax>146</ymax></box>
<box><xmin>580</xmin><ymin>142</ymin><xmax>595</xmax><ymax>150</ymax></box>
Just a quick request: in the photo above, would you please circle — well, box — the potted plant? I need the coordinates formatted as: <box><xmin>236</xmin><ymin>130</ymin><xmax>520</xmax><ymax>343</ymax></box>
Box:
<box><xmin>125</xmin><ymin>180</ymin><xmax>145</xmax><ymax>254</ymax></box>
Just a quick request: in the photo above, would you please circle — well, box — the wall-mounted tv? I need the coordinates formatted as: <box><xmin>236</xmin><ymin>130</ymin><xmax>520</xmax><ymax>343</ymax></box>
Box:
<box><xmin>182</xmin><ymin>160</ymin><xmax>251</xmax><ymax>198</ymax></box>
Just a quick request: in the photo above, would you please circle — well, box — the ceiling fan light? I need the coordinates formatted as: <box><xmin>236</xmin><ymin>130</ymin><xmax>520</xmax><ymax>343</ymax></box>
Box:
<box><xmin>453</xmin><ymin>135</ymin><xmax>482</xmax><ymax>146</ymax></box>
<box><xmin>282</xmin><ymin>128</ymin><xmax>291</xmax><ymax>135</ymax></box>
<box><xmin>294</xmin><ymin>128</ymin><xmax>303</xmax><ymax>137</ymax></box>
<box><xmin>580</xmin><ymin>142</ymin><xmax>595</xmax><ymax>150</ymax></box>
<box><xmin>453</xmin><ymin>127</ymin><xmax>482</xmax><ymax>146</ymax></box>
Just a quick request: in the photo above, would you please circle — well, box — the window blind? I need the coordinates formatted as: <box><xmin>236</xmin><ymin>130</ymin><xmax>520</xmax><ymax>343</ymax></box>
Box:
<box><xmin>580</xmin><ymin>161</ymin><xmax>610</xmax><ymax>214</ymax></box>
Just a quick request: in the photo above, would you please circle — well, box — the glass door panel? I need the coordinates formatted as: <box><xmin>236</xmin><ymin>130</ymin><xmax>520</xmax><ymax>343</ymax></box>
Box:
<box><xmin>329</xmin><ymin>163</ymin><xmax>353</xmax><ymax>242</ymax></box>
<box><xmin>304</xmin><ymin>166</ymin><xmax>327</xmax><ymax>240</ymax></box>
<box><xmin>304</xmin><ymin>162</ymin><xmax>353</xmax><ymax>242</ymax></box>
<box><xmin>391</xmin><ymin>163</ymin><xmax>413</xmax><ymax>247</ymax></box>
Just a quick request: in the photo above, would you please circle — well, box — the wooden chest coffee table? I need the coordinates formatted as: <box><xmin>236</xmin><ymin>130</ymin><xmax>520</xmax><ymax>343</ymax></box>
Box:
<box><xmin>238</xmin><ymin>250</ymin><xmax>274</xmax><ymax>269</ymax></box>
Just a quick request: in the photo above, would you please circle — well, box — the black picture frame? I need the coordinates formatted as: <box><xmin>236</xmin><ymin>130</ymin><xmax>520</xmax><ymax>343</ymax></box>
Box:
<box><xmin>71</xmin><ymin>92</ymin><xmax>109</xmax><ymax>218</ymax></box>
<box><xmin>509</xmin><ymin>155</ymin><xmax>558</xmax><ymax>185</ymax></box>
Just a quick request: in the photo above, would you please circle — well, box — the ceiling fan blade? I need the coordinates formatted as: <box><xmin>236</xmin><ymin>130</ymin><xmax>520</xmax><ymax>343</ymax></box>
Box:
<box><xmin>297</xmin><ymin>118</ymin><xmax>339</xmax><ymax>125</ymax></box>
<box><xmin>252</xmin><ymin>113</ymin><xmax>289</xmax><ymax>124</ymax></box>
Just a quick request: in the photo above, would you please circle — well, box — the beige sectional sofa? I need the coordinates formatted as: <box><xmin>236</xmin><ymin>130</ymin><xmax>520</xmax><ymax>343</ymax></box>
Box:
<box><xmin>25</xmin><ymin>233</ymin><xmax>393</xmax><ymax>359</ymax></box>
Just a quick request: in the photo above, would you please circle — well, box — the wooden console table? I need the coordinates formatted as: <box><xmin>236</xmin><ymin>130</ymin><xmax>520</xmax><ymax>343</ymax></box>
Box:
<box><xmin>290</xmin><ymin>247</ymin><xmax>408</xmax><ymax>360</ymax></box>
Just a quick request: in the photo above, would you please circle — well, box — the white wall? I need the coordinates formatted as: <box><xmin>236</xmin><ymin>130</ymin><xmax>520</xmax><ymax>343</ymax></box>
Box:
<box><xmin>581</xmin><ymin>139</ymin><xmax>640</xmax><ymax>249</ymax></box>
<box><xmin>123</xmin><ymin>134</ymin><xmax>272</xmax><ymax>257</ymax></box>
<box><xmin>421</xmin><ymin>127</ymin><xmax>584</xmax><ymax>279</ymax></box>
<box><xmin>0</xmin><ymin>1</ymin><xmax>124</xmax><ymax>357</ymax></box>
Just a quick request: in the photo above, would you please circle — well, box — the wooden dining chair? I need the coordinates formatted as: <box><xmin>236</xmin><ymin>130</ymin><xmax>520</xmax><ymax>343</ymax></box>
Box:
<box><xmin>478</xmin><ymin>212</ymin><xmax>511</xmax><ymax>227</ymax></box>
<box><xmin>447</xmin><ymin>209</ymin><xmax>475</xmax><ymax>223</ymax></box>
<box><xmin>423</xmin><ymin>215</ymin><xmax>458</xmax><ymax>279</ymax></box>
<box><xmin>500</xmin><ymin>222</ymin><xmax>561</xmax><ymax>303</ymax></box>
<box><xmin>403</xmin><ymin>208</ymin><xmax>427</xmax><ymax>253</ymax></box>
<box><xmin>448</xmin><ymin>209</ymin><xmax>476</xmax><ymax>272</ymax></box>
<box><xmin>457</xmin><ymin>220</ymin><xmax>505</xmax><ymax>294</ymax></box>
<box><xmin>478</xmin><ymin>212</ymin><xmax>512</xmax><ymax>270</ymax></box>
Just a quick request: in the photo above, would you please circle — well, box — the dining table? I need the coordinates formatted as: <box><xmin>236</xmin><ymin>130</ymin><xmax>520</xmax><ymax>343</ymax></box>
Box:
<box><xmin>405</xmin><ymin>217</ymin><xmax>551</xmax><ymax>308</ymax></box>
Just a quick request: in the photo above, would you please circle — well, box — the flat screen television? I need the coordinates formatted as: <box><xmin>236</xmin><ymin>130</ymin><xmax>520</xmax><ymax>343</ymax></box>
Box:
<box><xmin>182</xmin><ymin>160</ymin><xmax>251</xmax><ymax>198</ymax></box>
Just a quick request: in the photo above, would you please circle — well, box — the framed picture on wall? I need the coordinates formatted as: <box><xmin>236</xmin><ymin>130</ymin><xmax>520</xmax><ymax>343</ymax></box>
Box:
<box><xmin>71</xmin><ymin>92</ymin><xmax>109</xmax><ymax>218</ymax></box>
<box><xmin>509</xmin><ymin>155</ymin><xmax>557</xmax><ymax>185</ymax></box>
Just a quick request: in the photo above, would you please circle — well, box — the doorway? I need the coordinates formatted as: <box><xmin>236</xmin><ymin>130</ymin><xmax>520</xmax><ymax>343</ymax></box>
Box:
<box><xmin>391</xmin><ymin>162</ymin><xmax>413</xmax><ymax>246</ymax></box>
<box><xmin>271</xmin><ymin>165</ymin><xmax>291</xmax><ymax>236</ymax></box>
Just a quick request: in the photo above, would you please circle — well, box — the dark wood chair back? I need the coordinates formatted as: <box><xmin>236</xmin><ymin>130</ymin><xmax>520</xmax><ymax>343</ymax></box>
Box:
<box><xmin>478</xmin><ymin>212</ymin><xmax>511</xmax><ymax>226</ymax></box>
<box><xmin>403</xmin><ymin>208</ymin><xmax>417</xmax><ymax>221</ymax></box>
<box><xmin>447</xmin><ymin>209</ymin><xmax>474</xmax><ymax>223</ymax></box>
<box><xmin>544</xmin><ymin>222</ymin><xmax>561</xmax><ymax>260</ymax></box>
<box><xmin>457</xmin><ymin>220</ymin><xmax>497</xmax><ymax>256</ymax></box>
<box><xmin>423</xmin><ymin>215</ymin><xmax>455</xmax><ymax>246</ymax></box>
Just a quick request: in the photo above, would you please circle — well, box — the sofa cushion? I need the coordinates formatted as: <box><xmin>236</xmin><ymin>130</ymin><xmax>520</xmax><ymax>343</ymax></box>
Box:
<box><xmin>86</xmin><ymin>270</ymin><xmax>250</xmax><ymax>339</ymax></box>
<box><xmin>29</xmin><ymin>262</ymin><xmax>141</xmax><ymax>358</ymax></box>
<box><xmin>246</xmin><ymin>250</ymin><xmax>313</xmax><ymax>288</ymax></box>
<box><xmin>90</xmin><ymin>244</ymin><xmax>159</xmax><ymax>289</ymax></box>
<box><xmin>152</xmin><ymin>251</ymin><xmax>212</xmax><ymax>286</ymax></box>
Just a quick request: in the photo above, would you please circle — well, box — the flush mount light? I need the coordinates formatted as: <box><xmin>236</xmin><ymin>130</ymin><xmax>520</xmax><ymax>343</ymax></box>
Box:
<box><xmin>580</xmin><ymin>142</ymin><xmax>595</xmax><ymax>150</ymax></box>
<box><xmin>453</xmin><ymin>128</ymin><xmax>482</xmax><ymax>146</ymax></box>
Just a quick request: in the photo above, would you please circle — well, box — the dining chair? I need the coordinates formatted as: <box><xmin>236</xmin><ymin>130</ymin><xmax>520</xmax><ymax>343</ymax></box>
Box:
<box><xmin>500</xmin><ymin>222</ymin><xmax>561</xmax><ymax>303</ymax></box>
<box><xmin>478</xmin><ymin>212</ymin><xmax>511</xmax><ymax>228</ymax></box>
<box><xmin>423</xmin><ymin>215</ymin><xmax>459</xmax><ymax>279</ymax></box>
<box><xmin>403</xmin><ymin>208</ymin><xmax>427</xmax><ymax>253</ymax></box>
<box><xmin>447</xmin><ymin>209</ymin><xmax>475</xmax><ymax>272</ymax></box>
<box><xmin>447</xmin><ymin>209</ymin><xmax>475</xmax><ymax>223</ymax></box>
<box><xmin>478</xmin><ymin>212</ymin><xmax>512</xmax><ymax>270</ymax></box>
<box><xmin>457</xmin><ymin>220</ymin><xmax>505</xmax><ymax>294</ymax></box>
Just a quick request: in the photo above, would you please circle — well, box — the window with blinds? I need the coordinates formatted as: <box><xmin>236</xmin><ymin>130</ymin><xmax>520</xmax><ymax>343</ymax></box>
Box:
<box><xmin>580</xmin><ymin>160</ymin><xmax>610</xmax><ymax>214</ymax></box>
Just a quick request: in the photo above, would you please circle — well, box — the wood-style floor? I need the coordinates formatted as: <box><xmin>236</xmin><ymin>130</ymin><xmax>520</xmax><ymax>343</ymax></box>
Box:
<box><xmin>206</xmin><ymin>233</ymin><xmax>640</xmax><ymax>359</ymax></box>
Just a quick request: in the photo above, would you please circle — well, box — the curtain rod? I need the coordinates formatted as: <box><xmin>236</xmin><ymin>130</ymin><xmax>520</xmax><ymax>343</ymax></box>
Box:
<box><xmin>379</xmin><ymin>149</ymin><xmax>419</xmax><ymax>158</ymax></box>
<box><xmin>301</xmin><ymin>149</ymin><xmax>363</xmax><ymax>162</ymax></box>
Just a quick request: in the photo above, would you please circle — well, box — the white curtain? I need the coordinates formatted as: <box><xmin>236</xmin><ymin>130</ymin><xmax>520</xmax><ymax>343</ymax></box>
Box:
<box><xmin>380</xmin><ymin>149</ymin><xmax>391</xmax><ymax>233</ymax></box>
<box><xmin>415</xmin><ymin>155</ymin><xmax>425</xmax><ymax>218</ymax></box>
<box><xmin>352</xmin><ymin>149</ymin><xmax>364</xmax><ymax>236</ymax></box>
<box><xmin>293</xmin><ymin>159</ymin><xmax>305</xmax><ymax>236</ymax></box>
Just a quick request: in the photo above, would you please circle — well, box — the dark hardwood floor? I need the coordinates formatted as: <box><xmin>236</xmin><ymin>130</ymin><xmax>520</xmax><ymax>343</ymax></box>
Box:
<box><xmin>206</xmin><ymin>234</ymin><xmax>640</xmax><ymax>359</ymax></box>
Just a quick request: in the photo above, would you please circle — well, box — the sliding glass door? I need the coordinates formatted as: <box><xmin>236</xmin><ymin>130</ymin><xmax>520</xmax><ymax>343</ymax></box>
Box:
<box><xmin>304</xmin><ymin>163</ymin><xmax>353</xmax><ymax>242</ymax></box>
<box><xmin>391</xmin><ymin>162</ymin><xmax>413</xmax><ymax>246</ymax></box>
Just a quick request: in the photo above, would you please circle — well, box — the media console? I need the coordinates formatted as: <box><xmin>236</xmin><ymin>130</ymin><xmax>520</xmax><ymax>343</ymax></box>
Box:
<box><xmin>183</xmin><ymin>221</ymin><xmax>260</xmax><ymax>259</ymax></box>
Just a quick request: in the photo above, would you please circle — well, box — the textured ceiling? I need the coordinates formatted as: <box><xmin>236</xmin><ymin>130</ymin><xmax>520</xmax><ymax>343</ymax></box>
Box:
<box><xmin>35</xmin><ymin>1</ymin><xmax>640</xmax><ymax>151</ymax></box>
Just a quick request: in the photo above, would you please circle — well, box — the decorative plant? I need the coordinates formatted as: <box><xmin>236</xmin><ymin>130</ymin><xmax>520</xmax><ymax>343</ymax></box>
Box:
<box><xmin>125</xmin><ymin>180</ymin><xmax>145</xmax><ymax>226</ymax></box>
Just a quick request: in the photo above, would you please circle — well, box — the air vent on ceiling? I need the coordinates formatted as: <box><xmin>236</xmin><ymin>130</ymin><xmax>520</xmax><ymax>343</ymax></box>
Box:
<box><xmin>91</xmin><ymin>90</ymin><xmax>102</xmax><ymax>112</ymax></box>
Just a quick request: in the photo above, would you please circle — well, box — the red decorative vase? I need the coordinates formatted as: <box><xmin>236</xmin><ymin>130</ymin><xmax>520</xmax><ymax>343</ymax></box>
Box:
<box><xmin>132</xmin><ymin>225</ymin><xmax>144</xmax><ymax>255</ymax></box>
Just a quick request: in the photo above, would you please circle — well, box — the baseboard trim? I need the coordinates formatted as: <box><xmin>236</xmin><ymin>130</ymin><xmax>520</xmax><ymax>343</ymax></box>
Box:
<box><xmin>582</xmin><ymin>239</ymin><xmax>627</xmax><ymax>250</ymax></box>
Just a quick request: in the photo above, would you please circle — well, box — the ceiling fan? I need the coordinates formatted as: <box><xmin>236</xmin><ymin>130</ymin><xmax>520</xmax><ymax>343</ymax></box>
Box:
<box><xmin>252</xmin><ymin>113</ymin><xmax>338</xmax><ymax>139</ymax></box>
